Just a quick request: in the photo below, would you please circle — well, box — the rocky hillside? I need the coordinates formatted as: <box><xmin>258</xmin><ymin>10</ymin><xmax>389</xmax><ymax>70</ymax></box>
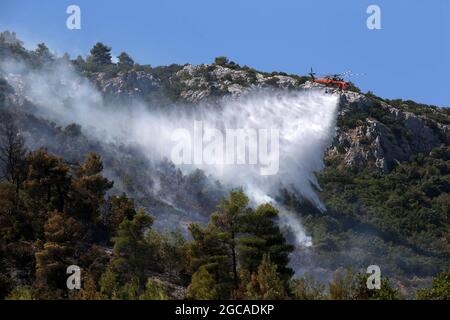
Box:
<box><xmin>85</xmin><ymin>60</ymin><xmax>449</xmax><ymax>174</ymax></box>
<box><xmin>332</xmin><ymin>91</ymin><xmax>448</xmax><ymax>172</ymax></box>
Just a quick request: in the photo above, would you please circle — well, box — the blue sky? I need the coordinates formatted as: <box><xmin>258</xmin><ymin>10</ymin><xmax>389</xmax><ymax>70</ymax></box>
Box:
<box><xmin>0</xmin><ymin>0</ymin><xmax>449</xmax><ymax>106</ymax></box>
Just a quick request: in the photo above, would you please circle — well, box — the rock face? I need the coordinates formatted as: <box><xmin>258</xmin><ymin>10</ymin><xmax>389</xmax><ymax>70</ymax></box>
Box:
<box><xmin>327</xmin><ymin>91</ymin><xmax>448</xmax><ymax>172</ymax></box>
<box><xmin>175</xmin><ymin>64</ymin><xmax>301</xmax><ymax>102</ymax></box>
<box><xmin>91</xmin><ymin>70</ymin><xmax>161</xmax><ymax>99</ymax></box>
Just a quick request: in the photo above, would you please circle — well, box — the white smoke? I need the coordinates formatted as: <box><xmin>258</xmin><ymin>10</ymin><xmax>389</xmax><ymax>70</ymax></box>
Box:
<box><xmin>1</xmin><ymin>59</ymin><xmax>339</xmax><ymax>247</ymax></box>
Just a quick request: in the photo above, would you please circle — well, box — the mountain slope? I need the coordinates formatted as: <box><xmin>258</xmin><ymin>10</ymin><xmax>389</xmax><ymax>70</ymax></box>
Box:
<box><xmin>0</xmin><ymin>32</ymin><xmax>449</xmax><ymax>295</ymax></box>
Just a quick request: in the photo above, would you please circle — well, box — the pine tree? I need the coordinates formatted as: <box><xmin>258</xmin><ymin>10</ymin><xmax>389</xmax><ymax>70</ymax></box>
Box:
<box><xmin>34</xmin><ymin>43</ymin><xmax>53</xmax><ymax>64</ymax></box>
<box><xmin>0</xmin><ymin>119</ymin><xmax>27</xmax><ymax>193</ymax></box>
<box><xmin>140</xmin><ymin>278</ymin><xmax>169</xmax><ymax>300</ymax></box>
<box><xmin>24</xmin><ymin>150</ymin><xmax>70</xmax><ymax>210</ymax></box>
<box><xmin>74</xmin><ymin>55</ymin><xmax>85</xmax><ymax>67</ymax></box>
<box><xmin>79</xmin><ymin>274</ymin><xmax>100</xmax><ymax>300</ymax></box>
<box><xmin>104</xmin><ymin>193</ymin><xmax>137</xmax><ymax>235</ymax></box>
<box><xmin>210</xmin><ymin>189</ymin><xmax>249</xmax><ymax>290</ymax></box>
<box><xmin>88</xmin><ymin>43</ymin><xmax>112</xmax><ymax>66</ymax></box>
<box><xmin>24</xmin><ymin>150</ymin><xmax>71</xmax><ymax>236</ymax></box>
<box><xmin>239</xmin><ymin>203</ymin><xmax>294</xmax><ymax>280</ymax></box>
<box><xmin>68</xmin><ymin>153</ymin><xmax>113</xmax><ymax>224</ymax></box>
<box><xmin>79</xmin><ymin>245</ymin><xmax>110</xmax><ymax>284</ymax></box>
<box><xmin>0</xmin><ymin>182</ymin><xmax>21</xmax><ymax>242</ymax></box>
<box><xmin>188</xmin><ymin>223</ymin><xmax>233</xmax><ymax>299</ymax></box>
<box><xmin>110</xmin><ymin>210</ymin><xmax>153</xmax><ymax>284</ymax></box>
<box><xmin>115</xmin><ymin>278</ymin><xmax>140</xmax><ymax>300</ymax></box>
<box><xmin>245</xmin><ymin>255</ymin><xmax>286</xmax><ymax>300</ymax></box>
<box><xmin>68</xmin><ymin>273</ymin><xmax>99</xmax><ymax>300</ymax></box>
<box><xmin>152</xmin><ymin>230</ymin><xmax>187</xmax><ymax>278</ymax></box>
<box><xmin>117</xmin><ymin>52</ymin><xmax>134</xmax><ymax>69</ymax></box>
<box><xmin>99</xmin><ymin>268</ymin><xmax>118</xmax><ymax>299</ymax></box>
<box><xmin>35</xmin><ymin>210</ymin><xmax>82</xmax><ymax>298</ymax></box>
<box><xmin>214</xmin><ymin>56</ymin><xmax>229</xmax><ymax>66</ymax></box>
<box><xmin>186</xmin><ymin>266</ymin><xmax>219</xmax><ymax>300</ymax></box>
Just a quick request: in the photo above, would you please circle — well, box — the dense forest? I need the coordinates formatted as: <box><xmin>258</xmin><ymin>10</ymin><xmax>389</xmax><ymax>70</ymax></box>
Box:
<box><xmin>0</xmin><ymin>125</ymin><xmax>402</xmax><ymax>299</ymax></box>
<box><xmin>0</xmin><ymin>31</ymin><xmax>449</xmax><ymax>300</ymax></box>
<box><xmin>0</xmin><ymin>128</ymin><xmax>447</xmax><ymax>300</ymax></box>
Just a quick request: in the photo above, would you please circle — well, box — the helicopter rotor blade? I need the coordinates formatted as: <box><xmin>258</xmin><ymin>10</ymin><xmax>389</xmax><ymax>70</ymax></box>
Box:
<box><xmin>337</xmin><ymin>71</ymin><xmax>366</xmax><ymax>78</ymax></box>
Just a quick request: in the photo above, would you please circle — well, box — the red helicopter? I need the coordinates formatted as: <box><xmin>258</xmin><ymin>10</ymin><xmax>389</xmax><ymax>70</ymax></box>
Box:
<box><xmin>308</xmin><ymin>68</ymin><xmax>363</xmax><ymax>91</ymax></box>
